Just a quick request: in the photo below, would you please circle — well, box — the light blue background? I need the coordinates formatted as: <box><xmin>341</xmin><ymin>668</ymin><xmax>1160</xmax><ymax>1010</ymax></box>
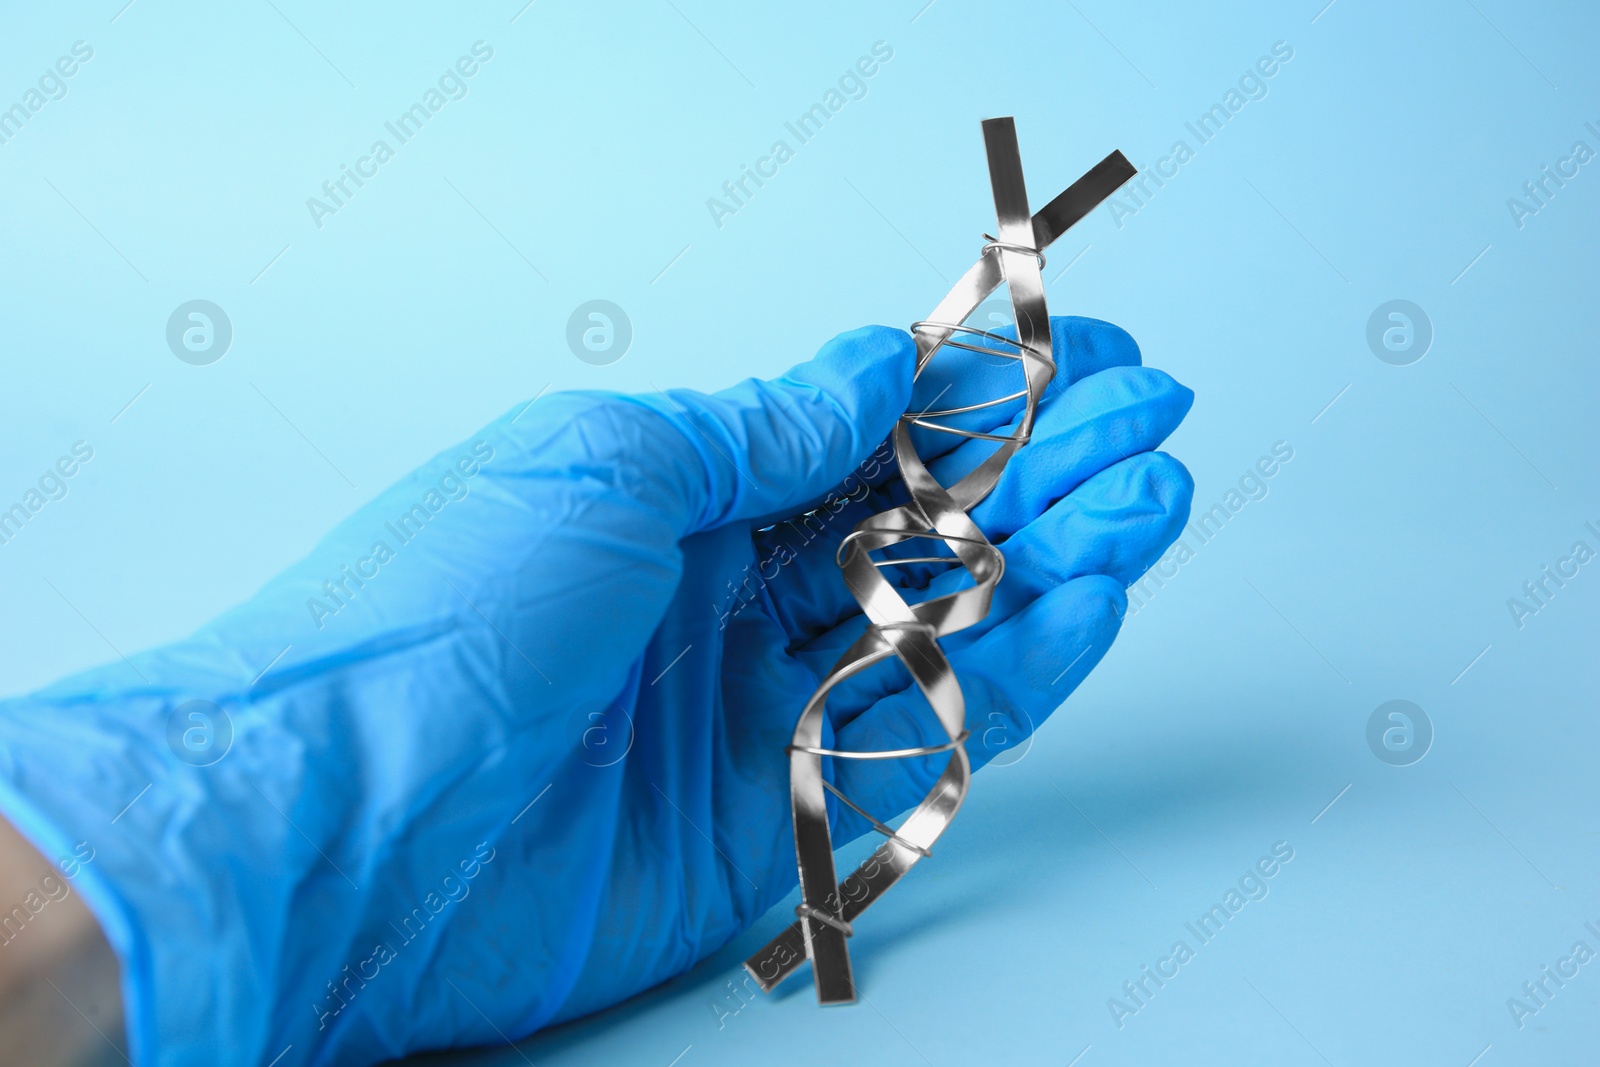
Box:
<box><xmin>2</xmin><ymin>1</ymin><xmax>1597</xmax><ymax>1064</ymax></box>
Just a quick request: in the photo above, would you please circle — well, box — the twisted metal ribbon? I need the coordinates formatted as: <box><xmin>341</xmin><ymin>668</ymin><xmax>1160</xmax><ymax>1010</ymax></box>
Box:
<box><xmin>743</xmin><ymin>118</ymin><xmax>1135</xmax><ymax>1003</ymax></box>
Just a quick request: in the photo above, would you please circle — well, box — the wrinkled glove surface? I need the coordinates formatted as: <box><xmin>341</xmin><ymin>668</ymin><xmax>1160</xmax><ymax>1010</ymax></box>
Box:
<box><xmin>0</xmin><ymin>318</ymin><xmax>1193</xmax><ymax>1065</ymax></box>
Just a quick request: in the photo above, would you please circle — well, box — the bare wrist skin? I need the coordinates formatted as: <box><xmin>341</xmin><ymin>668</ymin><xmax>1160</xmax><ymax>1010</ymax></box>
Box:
<box><xmin>0</xmin><ymin>816</ymin><xmax>124</xmax><ymax>1066</ymax></box>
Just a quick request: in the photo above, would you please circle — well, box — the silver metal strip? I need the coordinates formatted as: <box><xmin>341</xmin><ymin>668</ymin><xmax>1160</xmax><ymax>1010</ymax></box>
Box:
<box><xmin>744</xmin><ymin>123</ymin><xmax>1135</xmax><ymax>1001</ymax></box>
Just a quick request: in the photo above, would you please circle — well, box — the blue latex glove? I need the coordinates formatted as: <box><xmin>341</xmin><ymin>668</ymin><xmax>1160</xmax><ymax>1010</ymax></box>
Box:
<box><xmin>0</xmin><ymin>317</ymin><xmax>1193</xmax><ymax>1066</ymax></box>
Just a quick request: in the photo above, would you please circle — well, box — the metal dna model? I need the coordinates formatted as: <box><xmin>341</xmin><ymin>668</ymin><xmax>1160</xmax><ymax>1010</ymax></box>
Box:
<box><xmin>743</xmin><ymin>117</ymin><xmax>1135</xmax><ymax>1003</ymax></box>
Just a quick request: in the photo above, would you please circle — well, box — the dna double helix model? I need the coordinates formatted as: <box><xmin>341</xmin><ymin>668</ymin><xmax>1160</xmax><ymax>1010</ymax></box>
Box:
<box><xmin>744</xmin><ymin>117</ymin><xmax>1136</xmax><ymax>1003</ymax></box>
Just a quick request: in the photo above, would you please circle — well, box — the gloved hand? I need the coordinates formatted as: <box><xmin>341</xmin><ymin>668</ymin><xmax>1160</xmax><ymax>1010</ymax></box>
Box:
<box><xmin>0</xmin><ymin>316</ymin><xmax>1193</xmax><ymax>1066</ymax></box>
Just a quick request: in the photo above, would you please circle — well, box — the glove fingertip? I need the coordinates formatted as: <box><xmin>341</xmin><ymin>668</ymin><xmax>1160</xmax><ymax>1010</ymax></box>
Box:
<box><xmin>1150</xmin><ymin>450</ymin><xmax>1196</xmax><ymax>522</ymax></box>
<box><xmin>1067</xmin><ymin>571</ymin><xmax>1129</xmax><ymax>631</ymax></box>
<box><xmin>1144</xmin><ymin>367</ymin><xmax>1197</xmax><ymax>420</ymax></box>
<box><xmin>1049</xmin><ymin>315</ymin><xmax>1144</xmax><ymax>381</ymax></box>
<box><xmin>972</xmin><ymin>574</ymin><xmax>1127</xmax><ymax>691</ymax></box>
<box><xmin>792</xmin><ymin>325</ymin><xmax>917</xmax><ymax>442</ymax></box>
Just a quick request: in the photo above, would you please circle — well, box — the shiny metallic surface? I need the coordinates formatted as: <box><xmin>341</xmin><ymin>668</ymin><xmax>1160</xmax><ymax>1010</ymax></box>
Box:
<box><xmin>743</xmin><ymin>120</ymin><xmax>1136</xmax><ymax>1003</ymax></box>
